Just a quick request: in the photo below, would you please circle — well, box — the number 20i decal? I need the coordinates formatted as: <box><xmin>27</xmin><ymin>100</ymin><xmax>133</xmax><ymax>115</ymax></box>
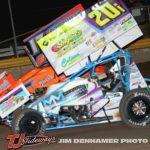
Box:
<box><xmin>87</xmin><ymin>1</ymin><xmax>127</xmax><ymax>29</ymax></box>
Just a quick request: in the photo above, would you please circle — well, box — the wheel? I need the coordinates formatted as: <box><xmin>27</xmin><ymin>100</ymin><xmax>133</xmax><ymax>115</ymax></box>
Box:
<box><xmin>12</xmin><ymin>108</ymin><xmax>46</xmax><ymax>136</ymax></box>
<box><xmin>120</xmin><ymin>89</ymin><xmax>150</xmax><ymax>128</ymax></box>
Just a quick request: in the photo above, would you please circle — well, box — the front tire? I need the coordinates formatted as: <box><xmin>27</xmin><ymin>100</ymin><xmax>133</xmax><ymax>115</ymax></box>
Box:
<box><xmin>12</xmin><ymin>108</ymin><xmax>46</xmax><ymax>136</ymax></box>
<box><xmin>120</xmin><ymin>89</ymin><xmax>150</xmax><ymax>128</ymax></box>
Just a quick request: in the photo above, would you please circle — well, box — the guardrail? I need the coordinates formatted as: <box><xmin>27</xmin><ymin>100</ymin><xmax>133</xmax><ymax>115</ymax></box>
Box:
<box><xmin>0</xmin><ymin>57</ymin><xmax>31</xmax><ymax>69</ymax></box>
<box><xmin>0</xmin><ymin>46</ymin><xmax>26</xmax><ymax>58</ymax></box>
<box><xmin>0</xmin><ymin>38</ymin><xmax>150</xmax><ymax>69</ymax></box>
<box><xmin>127</xmin><ymin>38</ymin><xmax>150</xmax><ymax>50</ymax></box>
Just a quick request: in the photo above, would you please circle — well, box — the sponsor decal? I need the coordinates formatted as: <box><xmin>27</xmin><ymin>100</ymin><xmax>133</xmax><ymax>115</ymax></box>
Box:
<box><xmin>35</xmin><ymin>53</ymin><xmax>46</xmax><ymax>66</ymax></box>
<box><xmin>52</xmin><ymin>30</ymin><xmax>82</xmax><ymax>52</ymax></box>
<box><xmin>32</xmin><ymin>74</ymin><xmax>53</xmax><ymax>87</ymax></box>
<box><xmin>128</xmin><ymin>119</ymin><xmax>146</xmax><ymax>127</ymax></box>
<box><xmin>87</xmin><ymin>1</ymin><xmax>127</xmax><ymax>29</ymax></box>
<box><xmin>61</xmin><ymin>53</ymin><xmax>80</xmax><ymax>68</ymax></box>
<box><xmin>0</xmin><ymin>84</ymin><xmax>30</xmax><ymax>118</ymax></box>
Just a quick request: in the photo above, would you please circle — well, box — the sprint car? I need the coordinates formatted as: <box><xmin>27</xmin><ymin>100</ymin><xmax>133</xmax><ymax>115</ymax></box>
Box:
<box><xmin>0</xmin><ymin>50</ymin><xmax>149</xmax><ymax>136</ymax></box>
<box><xmin>0</xmin><ymin>66</ymin><xmax>66</xmax><ymax>98</ymax></box>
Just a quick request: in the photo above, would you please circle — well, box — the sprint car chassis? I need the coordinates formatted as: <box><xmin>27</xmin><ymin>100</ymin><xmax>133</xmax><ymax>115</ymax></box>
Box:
<box><xmin>1</xmin><ymin>50</ymin><xmax>150</xmax><ymax>136</ymax></box>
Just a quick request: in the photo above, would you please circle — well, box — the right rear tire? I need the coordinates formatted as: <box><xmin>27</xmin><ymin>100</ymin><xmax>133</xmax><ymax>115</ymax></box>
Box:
<box><xmin>119</xmin><ymin>89</ymin><xmax>150</xmax><ymax>128</ymax></box>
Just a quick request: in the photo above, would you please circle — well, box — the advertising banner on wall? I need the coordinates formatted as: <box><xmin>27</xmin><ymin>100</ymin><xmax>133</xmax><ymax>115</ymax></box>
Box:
<box><xmin>36</xmin><ymin>0</ymin><xmax>142</xmax><ymax>74</ymax></box>
<box><xmin>0</xmin><ymin>84</ymin><xmax>30</xmax><ymax>118</ymax></box>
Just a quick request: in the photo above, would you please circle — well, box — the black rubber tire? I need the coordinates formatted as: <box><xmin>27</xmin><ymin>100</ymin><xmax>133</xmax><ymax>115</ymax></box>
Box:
<box><xmin>119</xmin><ymin>89</ymin><xmax>150</xmax><ymax>128</ymax></box>
<box><xmin>12</xmin><ymin>108</ymin><xmax>46</xmax><ymax>136</ymax></box>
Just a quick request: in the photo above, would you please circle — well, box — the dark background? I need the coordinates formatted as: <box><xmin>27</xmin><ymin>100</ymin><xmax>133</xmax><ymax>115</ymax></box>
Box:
<box><xmin>0</xmin><ymin>0</ymin><xmax>98</xmax><ymax>42</ymax></box>
<box><xmin>0</xmin><ymin>0</ymin><xmax>149</xmax><ymax>43</ymax></box>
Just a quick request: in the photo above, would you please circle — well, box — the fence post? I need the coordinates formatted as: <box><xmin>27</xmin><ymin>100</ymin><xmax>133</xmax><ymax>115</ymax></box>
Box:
<box><xmin>147</xmin><ymin>6</ymin><xmax>150</xmax><ymax>22</ymax></box>
<box><xmin>8</xmin><ymin>0</ymin><xmax>18</xmax><ymax>57</ymax></box>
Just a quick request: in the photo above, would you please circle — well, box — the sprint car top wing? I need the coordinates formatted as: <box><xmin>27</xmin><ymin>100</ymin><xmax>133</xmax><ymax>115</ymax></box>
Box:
<box><xmin>24</xmin><ymin>0</ymin><xmax>143</xmax><ymax>75</ymax></box>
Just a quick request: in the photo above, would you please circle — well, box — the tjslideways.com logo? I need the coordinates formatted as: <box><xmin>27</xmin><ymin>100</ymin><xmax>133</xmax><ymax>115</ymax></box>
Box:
<box><xmin>7</xmin><ymin>133</ymin><xmax>56</xmax><ymax>149</ymax></box>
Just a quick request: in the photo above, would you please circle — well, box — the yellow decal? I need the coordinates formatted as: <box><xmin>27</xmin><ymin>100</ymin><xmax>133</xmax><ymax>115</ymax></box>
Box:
<box><xmin>88</xmin><ymin>2</ymin><xmax>126</xmax><ymax>27</ymax></box>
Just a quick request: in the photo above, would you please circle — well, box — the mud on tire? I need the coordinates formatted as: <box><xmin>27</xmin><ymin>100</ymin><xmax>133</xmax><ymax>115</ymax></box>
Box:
<box><xmin>120</xmin><ymin>89</ymin><xmax>150</xmax><ymax>128</ymax></box>
<box><xmin>12</xmin><ymin>108</ymin><xmax>46</xmax><ymax>136</ymax></box>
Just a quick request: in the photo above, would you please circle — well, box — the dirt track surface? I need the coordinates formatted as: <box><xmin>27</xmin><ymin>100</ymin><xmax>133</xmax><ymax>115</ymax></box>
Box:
<box><xmin>0</xmin><ymin>61</ymin><xmax>150</xmax><ymax>150</ymax></box>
